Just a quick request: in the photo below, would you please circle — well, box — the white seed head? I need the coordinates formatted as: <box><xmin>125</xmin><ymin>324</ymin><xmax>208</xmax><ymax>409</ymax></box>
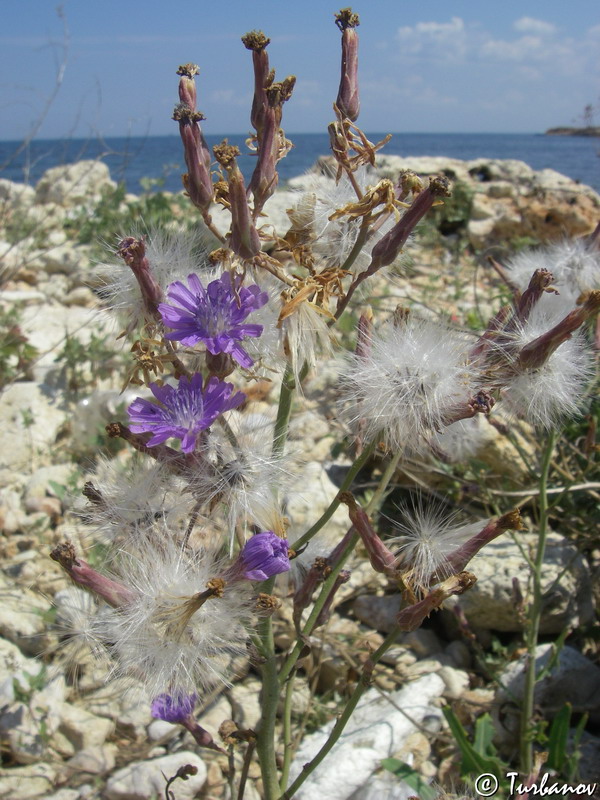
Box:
<box><xmin>89</xmin><ymin>540</ymin><xmax>254</xmax><ymax>697</ymax></box>
<box><xmin>388</xmin><ymin>502</ymin><xmax>483</xmax><ymax>594</ymax></box>
<box><xmin>339</xmin><ymin>317</ymin><xmax>476</xmax><ymax>451</ymax></box>
<box><xmin>505</xmin><ymin>239</ymin><xmax>600</xmax><ymax>312</ymax></box>
<box><xmin>500</xmin><ymin>303</ymin><xmax>594</xmax><ymax>427</ymax></box>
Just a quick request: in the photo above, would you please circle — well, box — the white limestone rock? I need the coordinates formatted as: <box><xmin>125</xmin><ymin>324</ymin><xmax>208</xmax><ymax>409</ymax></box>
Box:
<box><xmin>288</xmin><ymin>673</ymin><xmax>444</xmax><ymax>800</ymax></box>
<box><xmin>0</xmin><ymin>762</ymin><xmax>57</xmax><ymax>798</ymax></box>
<box><xmin>58</xmin><ymin>703</ymin><xmax>115</xmax><ymax>750</ymax></box>
<box><xmin>35</xmin><ymin>161</ymin><xmax>117</xmax><ymax>207</ymax></box>
<box><xmin>104</xmin><ymin>751</ymin><xmax>207</xmax><ymax>800</ymax></box>
<box><xmin>443</xmin><ymin>531</ymin><xmax>594</xmax><ymax>633</ymax></box>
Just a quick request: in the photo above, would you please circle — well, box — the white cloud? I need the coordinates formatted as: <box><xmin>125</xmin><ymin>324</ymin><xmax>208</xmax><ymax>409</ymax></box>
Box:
<box><xmin>513</xmin><ymin>17</ymin><xmax>556</xmax><ymax>36</ymax></box>
<box><xmin>396</xmin><ymin>17</ymin><xmax>467</xmax><ymax>60</ymax></box>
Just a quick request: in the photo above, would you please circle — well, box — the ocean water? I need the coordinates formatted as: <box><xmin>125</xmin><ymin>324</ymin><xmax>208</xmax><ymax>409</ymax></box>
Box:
<box><xmin>1</xmin><ymin>132</ymin><xmax>599</xmax><ymax>194</ymax></box>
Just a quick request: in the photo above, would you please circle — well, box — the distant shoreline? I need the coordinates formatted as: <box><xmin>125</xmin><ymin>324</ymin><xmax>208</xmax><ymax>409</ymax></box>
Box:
<box><xmin>545</xmin><ymin>126</ymin><xmax>600</xmax><ymax>137</ymax></box>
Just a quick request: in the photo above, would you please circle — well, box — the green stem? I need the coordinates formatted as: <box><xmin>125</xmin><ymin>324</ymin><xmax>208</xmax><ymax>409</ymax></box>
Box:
<box><xmin>280</xmin><ymin>668</ymin><xmax>296</xmax><ymax>792</ymax></box>
<box><xmin>280</xmin><ymin>530</ymin><xmax>359</xmax><ymax>687</ymax></box>
<box><xmin>520</xmin><ymin>429</ymin><xmax>556</xmax><ymax>775</ymax></box>
<box><xmin>255</xmin><ymin>577</ymin><xmax>280</xmax><ymax>800</ymax></box>
<box><xmin>256</xmin><ymin>362</ymin><xmax>300</xmax><ymax>799</ymax></box>
<box><xmin>282</xmin><ymin>625</ymin><xmax>403</xmax><ymax>799</ymax></box>
<box><xmin>272</xmin><ymin>364</ymin><xmax>296</xmax><ymax>458</ymax></box>
<box><xmin>280</xmin><ymin>444</ymin><xmax>399</xmax><ymax>687</ymax></box>
<box><xmin>292</xmin><ymin>440</ymin><xmax>376</xmax><ymax>552</ymax></box>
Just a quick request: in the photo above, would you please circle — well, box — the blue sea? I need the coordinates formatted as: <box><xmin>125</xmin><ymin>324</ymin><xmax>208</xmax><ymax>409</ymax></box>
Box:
<box><xmin>1</xmin><ymin>132</ymin><xmax>599</xmax><ymax>194</ymax></box>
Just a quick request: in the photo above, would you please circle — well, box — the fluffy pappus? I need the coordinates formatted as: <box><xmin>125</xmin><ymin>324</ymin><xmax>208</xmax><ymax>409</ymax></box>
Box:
<box><xmin>339</xmin><ymin>316</ymin><xmax>476</xmax><ymax>452</ymax></box>
<box><xmin>79</xmin><ymin>456</ymin><xmax>196</xmax><ymax>549</ymax></box>
<box><xmin>88</xmin><ymin>540</ymin><xmax>255</xmax><ymax>697</ymax></box>
<box><xmin>191</xmin><ymin>412</ymin><xmax>290</xmax><ymax>549</ymax></box>
<box><xmin>388</xmin><ymin>502</ymin><xmax>484</xmax><ymax>596</ymax></box>
<box><xmin>499</xmin><ymin>303</ymin><xmax>594</xmax><ymax>428</ymax></box>
<box><xmin>505</xmin><ymin>238</ymin><xmax>600</xmax><ymax>313</ymax></box>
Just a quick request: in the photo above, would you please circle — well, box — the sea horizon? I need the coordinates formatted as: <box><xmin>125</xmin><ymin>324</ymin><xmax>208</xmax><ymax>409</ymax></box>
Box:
<box><xmin>2</xmin><ymin>131</ymin><xmax>599</xmax><ymax>194</ymax></box>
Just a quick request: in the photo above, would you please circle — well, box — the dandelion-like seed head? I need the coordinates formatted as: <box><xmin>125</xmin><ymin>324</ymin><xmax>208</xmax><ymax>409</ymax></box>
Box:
<box><xmin>80</xmin><ymin>457</ymin><xmax>195</xmax><ymax>545</ymax></box>
<box><xmin>506</xmin><ymin>239</ymin><xmax>600</xmax><ymax>311</ymax></box>
<box><xmin>92</xmin><ymin>541</ymin><xmax>254</xmax><ymax>697</ymax></box>
<box><xmin>190</xmin><ymin>412</ymin><xmax>290</xmax><ymax>548</ymax></box>
<box><xmin>339</xmin><ymin>317</ymin><xmax>475</xmax><ymax>451</ymax></box>
<box><xmin>388</xmin><ymin>502</ymin><xmax>483</xmax><ymax>595</ymax></box>
<box><xmin>500</xmin><ymin>303</ymin><xmax>594</xmax><ymax>427</ymax></box>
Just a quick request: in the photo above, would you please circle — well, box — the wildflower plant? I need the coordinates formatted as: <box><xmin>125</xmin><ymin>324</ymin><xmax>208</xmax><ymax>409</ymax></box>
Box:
<box><xmin>50</xmin><ymin>8</ymin><xmax>599</xmax><ymax>798</ymax></box>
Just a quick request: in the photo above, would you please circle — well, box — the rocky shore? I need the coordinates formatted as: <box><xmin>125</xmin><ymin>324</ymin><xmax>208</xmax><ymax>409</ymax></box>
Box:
<box><xmin>0</xmin><ymin>156</ymin><xmax>599</xmax><ymax>799</ymax></box>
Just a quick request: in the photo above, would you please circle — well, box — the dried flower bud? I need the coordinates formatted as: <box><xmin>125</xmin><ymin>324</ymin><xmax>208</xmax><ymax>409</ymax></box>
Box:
<box><xmin>335</xmin><ymin>8</ymin><xmax>360</xmax><ymax>121</ymax></box>
<box><xmin>242</xmin><ymin>30</ymin><xmax>272</xmax><ymax>135</ymax></box>
<box><xmin>176</xmin><ymin>63</ymin><xmax>199</xmax><ymax>108</ymax></box>
<box><xmin>248</xmin><ymin>76</ymin><xmax>295</xmax><ymax>217</ymax></box>
<box><xmin>370</xmin><ymin>176</ymin><xmax>451</xmax><ymax>270</ymax></box>
<box><xmin>50</xmin><ymin>541</ymin><xmax>135</xmax><ymax>607</ymax></box>
<box><xmin>397</xmin><ymin>572</ymin><xmax>476</xmax><ymax>631</ymax></box>
<box><xmin>173</xmin><ymin>66</ymin><xmax>213</xmax><ymax>213</ymax></box>
<box><xmin>214</xmin><ymin>141</ymin><xmax>261</xmax><ymax>259</ymax></box>
<box><xmin>340</xmin><ymin>492</ymin><xmax>398</xmax><ymax>576</ymax></box>
<box><xmin>443</xmin><ymin>509</ymin><xmax>522</xmax><ymax>575</ymax></box>
<box><xmin>517</xmin><ymin>290</ymin><xmax>600</xmax><ymax>370</ymax></box>
<box><xmin>117</xmin><ymin>236</ymin><xmax>163</xmax><ymax>320</ymax></box>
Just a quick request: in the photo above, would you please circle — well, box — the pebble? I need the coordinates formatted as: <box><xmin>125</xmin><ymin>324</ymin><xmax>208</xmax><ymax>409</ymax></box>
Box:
<box><xmin>104</xmin><ymin>751</ymin><xmax>207</xmax><ymax>800</ymax></box>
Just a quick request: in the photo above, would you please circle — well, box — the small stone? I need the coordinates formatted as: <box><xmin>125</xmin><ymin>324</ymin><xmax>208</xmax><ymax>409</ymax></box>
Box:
<box><xmin>402</xmin><ymin>629</ymin><xmax>443</xmax><ymax>657</ymax></box>
<box><xmin>229</xmin><ymin>679</ymin><xmax>261</xmax><ymax>729</ymax></box>
<box><xmin>58</xmin><ymin>703</ymin><xmax>114</xmax><ymax>750</ymax></box>
<box><xmin>147</xmin><ymin>719</ymin><xmax>179</xmax><ymax>742</ymax></box>
<box><xmin>437</xmin><ymin>665</ymin><xmax>470</xmax><ymax>699</ymax></box>
<box><xmin>65</xmin><ymin>743</ymin><xmax>117</xmax><ymax>774</ymax></box>
<box><xmin>352</xmin><ymin>594</ymin><xmax>403</xmax><ymax>633</ymax></box>
<box><xmin>444</xmin><ymin>639</ymin><xmax>471</xmax><ymax>669</ymax></box>
<box><xmin>104</xmin><ymin>751</ymin><xmax>207</xmax><ymax>800</ymax></box>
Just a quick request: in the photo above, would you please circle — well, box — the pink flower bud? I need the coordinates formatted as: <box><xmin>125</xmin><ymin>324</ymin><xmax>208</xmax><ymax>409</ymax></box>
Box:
<box><xmin>335</xmin><ymin>8</ymin><xmax>360</xmax><ymax>121</ymax></box>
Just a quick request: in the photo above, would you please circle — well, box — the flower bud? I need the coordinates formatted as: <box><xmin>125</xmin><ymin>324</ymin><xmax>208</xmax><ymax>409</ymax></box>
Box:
<box><xmin>50</xmin><ymin>541</ymin><xmax>135</xmax><ymax>608</ymax></box>
<box><xmin>231</xmin><ymin>531</ymin><xmax>290</xmax><ymax>582</ymax></box>
<box><xmin>214</xmin><ymin>141</ymin><xmax>261</xmax><ymax>259</ymax></box>
<box><xmin>241</xmin><ymin>31</ymin><xmax>272</xmax><ymax>136</ymax></box>
<box><xmin>335</xmin><ymin>8</ymin><xmax>360</xmax><ymax>121</ymax></box>
<box><xmin>370</xmin><ymin>176</ymin><xmax>451</xmax><ymax>270</ymax></box>
<box><xmin>518</xmin><ymin>290</ymin><xmax>600</xmax><ymax>370</ymax></box>
<box><xmin>117</xmin><ymin>236</ymin><xmax>164</xmax><ymax>321</ymax></box>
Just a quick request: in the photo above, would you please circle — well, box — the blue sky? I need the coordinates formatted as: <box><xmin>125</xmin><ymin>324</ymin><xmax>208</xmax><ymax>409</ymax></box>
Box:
<box><xmin>1</xmin><ymin>1</ymin><xmax>599</xmax><ymax>140</ymax></box>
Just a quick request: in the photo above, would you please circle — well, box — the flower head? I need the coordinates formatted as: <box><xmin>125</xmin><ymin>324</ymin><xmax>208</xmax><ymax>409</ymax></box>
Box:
<box><xmin>90</xmin><ymin>541</ymin><xmax>254</xmax><ymax>697</ymax></box>
<box><xmin>159</xmin><ymin>272</ymin><xmax>268</xmax><ymax>368</ymax></box>
<box><xmin>339</xmin><ymin>317</ymin><xmax>475</xmax><ymax>451</ymax></box>
<box><xmin>237</xmin><ymin>531</ymin><xmax>290</xmax><ymax>581</ymax></box>
<box><xmin>389</xmin><ymin>502</ymin><xmax>483</xmax><ymax>595</ymax></box>
<box><xmin>499</xmin><ymin>303</ymin><xmax>593</xmax><ymax>428</ymax></box>
<box><xmin>151</xmin><ymin>692</ymin><xmax>197</xmax><ymax>723</ymax></box>
<box><xmin>128</xmin><ymin>373</ymin><xmax>245</xmax><ymax>453</ymax></box>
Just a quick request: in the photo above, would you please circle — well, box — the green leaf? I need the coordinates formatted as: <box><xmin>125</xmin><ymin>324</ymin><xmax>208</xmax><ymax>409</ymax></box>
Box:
<box><xmin>48</xmin><ymin>481</ymin><xmax>67</xmax><ymax>501</ymax></box>
<box><xmin>442</xmin><ymin>707</ymin><xmax>508</xmax><ymax>781</ymax></box>
<box><xmin>547</xmin><ymin>703</ymin><xmax>571</xmax><ymax>771</ymax></box>
<box><xmin>473</xmin><ymin>713</ymin><xmax>496</xmax><ymax>758</ymax></box>
<box><xmin>380</xmin><ymin>758</ymin><xmax>438</xmax><ymax>800</ymax></box>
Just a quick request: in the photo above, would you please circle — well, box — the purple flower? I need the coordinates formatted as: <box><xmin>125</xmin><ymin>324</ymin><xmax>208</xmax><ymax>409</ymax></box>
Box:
<box><xmin>151</xmin><ymin>692</ymin><xmax>197</xmax><ymax>723</ymax></box>
<box><xmin>239</xmin><ymin>531</ymin><xmax>290</xmax><ymax>581</ymax></box>
<box><xmin>128</xmin><ymin>373</ymin><xmax>245</xmax><ymax>453</ymax></box>
<box><xmin>159</xmin><ymin>272</ymin><xmax>269</xmax><ymax>369</ymax></box>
